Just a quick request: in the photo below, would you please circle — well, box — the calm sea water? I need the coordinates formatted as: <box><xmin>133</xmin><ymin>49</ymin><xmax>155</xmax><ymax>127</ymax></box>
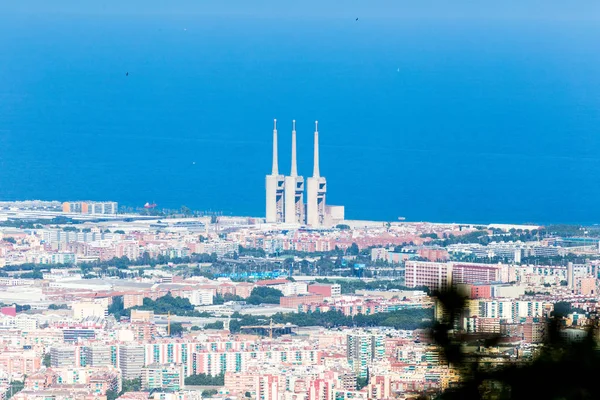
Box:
<box><xmin>1</xmin><ymin>6</ymin><xmax>600</xmax><ymax>224</ymax></box>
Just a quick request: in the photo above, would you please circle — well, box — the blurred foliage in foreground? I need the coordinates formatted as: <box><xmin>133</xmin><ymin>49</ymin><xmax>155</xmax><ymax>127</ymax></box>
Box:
<box><xmin>419</xmin><ymin>288</ymin><xmax>600</xmax><ymax>400</ymax></box>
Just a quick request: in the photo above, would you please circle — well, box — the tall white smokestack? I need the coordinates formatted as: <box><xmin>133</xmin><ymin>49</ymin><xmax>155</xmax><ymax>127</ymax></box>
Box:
<box><xmin>284</xmin><ymin>119</ymin><xmax>305</xmax><ymax>224</ymax></box>
<box><xmin>313</xmin><ymin>121</ymin><xmax>320</xmax><ymax>178</ymax></box>
<box><xmin>272</xmin><ymin>119</ymin><xmax>279</xmax><ymax>175</ymax></box>
<box><xmin>290</xmin><ymin>120</ymin><xmax>298</xmax><ymax>177</ymax></box>
<box><xmin>266</xmin><ymin>119</ymin><xmax>285</xmax><ymax>223</ymax></box>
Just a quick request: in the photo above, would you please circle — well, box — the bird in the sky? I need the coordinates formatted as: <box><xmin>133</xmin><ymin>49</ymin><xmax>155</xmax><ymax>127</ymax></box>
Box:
<box><xmin>355</xmin><ymin>18</ymin><xmax>359</xmax><ymax>21</ymax></box>
<box><xmin>125</xmin><ymin>72</ymin><xmax>129</xmax><ymax>76</ymax></box>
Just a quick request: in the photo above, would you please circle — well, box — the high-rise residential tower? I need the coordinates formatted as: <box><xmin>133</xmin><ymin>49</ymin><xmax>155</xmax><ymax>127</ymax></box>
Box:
<box><xmin>306</xmin><ymin>121</ymin><xmax>327</xmax><ymax>227</ymax></box>
<box><xmin>347</xmin><ymin>333</ymin><xmax>385</xmax><ymax>378</ymax></box>
<box><xmin>265</xmin><ymin>119</ymin><xmax>285</xmax><ymax>223</ymax></box>
<box><xmin>284</xmin><ymin>120</ymin><xmax>305</xmax><ymax>224</ymax></box>
<box><xmin>119</xmin><ymin>344</ymin><xmax>145</xmax><ymax>380</ymax></box>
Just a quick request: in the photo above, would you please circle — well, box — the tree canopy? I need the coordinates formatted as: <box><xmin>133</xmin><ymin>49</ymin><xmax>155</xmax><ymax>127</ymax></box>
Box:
<box><xmin>246</xmin><ymin>286</ymin><xmax>284</xmax><ymax>305</ymax></box>
<box><xmin>227</xmin><ymin>308</ymin><xmax>432</xmax><ymax>333</ymax></box>
<box><xmin>185</xmin><ymin>373</ymin><xmax>224</xmax><ymax>386</ymax></box>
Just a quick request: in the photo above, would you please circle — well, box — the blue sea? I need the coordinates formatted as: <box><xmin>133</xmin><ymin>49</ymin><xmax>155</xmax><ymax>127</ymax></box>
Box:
<box><xmin>1</xmin><ymin>1</ymin><xmax>600</xmax><ymax>224</ymax></box>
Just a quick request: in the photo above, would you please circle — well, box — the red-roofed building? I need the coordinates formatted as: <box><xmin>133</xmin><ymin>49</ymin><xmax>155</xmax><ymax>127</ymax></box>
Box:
<box><xmin>216</xmin><ymin>283</ymin><xmax>236</xmax><ymax>296</ymax></box>
<box><xmin>255</xmin><ymin>279</ymin><xmax>289</xmax><ymax>287</ymax></box>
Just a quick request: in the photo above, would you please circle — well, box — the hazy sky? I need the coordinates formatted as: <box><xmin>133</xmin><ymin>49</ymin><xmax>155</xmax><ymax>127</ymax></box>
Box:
<box><xmin>4</xmin><ymin>0</ymin><xmax>600</xmax><ymax>21</ymax></box>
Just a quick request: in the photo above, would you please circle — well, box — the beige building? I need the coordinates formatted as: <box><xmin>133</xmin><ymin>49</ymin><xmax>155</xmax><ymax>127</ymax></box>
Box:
<box><xmin>130</xmin><ymin>310</ymin><xmax>154</xmax><ymax>322</ymax></box>
<box><xmin>124</xmin><ymin>293</ymin><xmax>145</xmax><ymax>309</ymax></box>
<box><xmin>0</xmin><ymin>350</ymin><xmax>40</xmax><ymax>376</ymax></box>
<box><xmin>72</xmin><ymin>301</ymin><xmax>107</xmax><ymax>320</ymax></box>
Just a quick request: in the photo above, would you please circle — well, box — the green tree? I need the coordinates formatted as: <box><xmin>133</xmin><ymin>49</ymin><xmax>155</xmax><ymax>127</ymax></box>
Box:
<box><xmin>346</xmin><ymin>242</ymin><xmax>360</xmax><ymax>255</ymax></box>
<box><xmin>48</xmin><ymin>304</ymin><xmax>69</xmax><ymax>310</ymax></box>
<box><xmin>213</xmin><ymin>293</ymin><xmax>244</xmax><ymax>305</ymax></box>
<box><xmin>357</xmin><ymin>376</ymin><xmax>369</xmax><ymax>390</ymax></box>
<box><xmin>42</xmin><ymin>353</ymin><xmax>51</xmax><ymax>367</ymax></box>
<box><xmin>108</xmin><ymin>296</ymin><xmax>130</xmax><ymax>319</ymax></box>
<box><xmin>131</xmin><ymin>293</ymin><xmax>209</xmax><ymax>317</ymax></box>
<box><xmin>202</xmin><ymin>389</ymin><xmax>218</xmax><ymax>398</ymax></box>
<box><xmin>121</xmin><ymin>378</ymin><xmax>141</xmax><ymax>393</ymax></box>
<box><xmin>204</xmin><ymin>321</ymin><xmax>224</xmax><ymax>330</ymax></box>
<box><xmin>169</xmin><ymin>322</ymin><xmax>184</xmax><ymax>336</ymax></box>
<box><xmin>553</xmin><ymin>301</ymin><xmax>572</xmax><ymax>317</ymax></box>
<box><xmin>185</xmin><ymin>373</ymin><xmax>225</xmax><ymax>386</ymax></box>
<box><xmin>106</xmin><ymin>390</ymin><xmax>119</xmax><ymax>400</ymax></box>
<box><xmin>246</xmin><ymin>287</ymin><xmax>284</xmax><ymax>305</ymax></box>
<box><xmin>7</xmin><ymin>381</ymin><xmax>24</xmax><ymax>399</ymax></box>
<box><xmin>420</xmin><ymin>233</ymin><xmax>439</xmax><ymax>239</ymax></box>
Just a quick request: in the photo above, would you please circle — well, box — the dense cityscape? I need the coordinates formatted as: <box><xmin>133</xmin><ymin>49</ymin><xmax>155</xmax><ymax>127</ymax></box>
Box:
<box><xmin>3</xmin><ymin>0</ymin><xmax>599</xmax><ymax>397</ymax></box>
<box><xmin>0</xmin><ymin>123</ymin><xmax>598</xmax><ymax>400</ymax></box>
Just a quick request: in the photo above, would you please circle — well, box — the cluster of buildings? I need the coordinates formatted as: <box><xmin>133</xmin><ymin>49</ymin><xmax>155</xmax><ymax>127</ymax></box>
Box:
<box><xmin>1</xmin><ymin>184</ymin><xmax>600</xmax><ymax>400</ymax></box>
<box><xmin>61</xmin><ymin>202</ymin><xmax>118</xmax><ymax>216</ymax></box>
<box><xmin>404</xmin><ymin>260</ymin><xmax>598</xmax><ymax>296</ymax></box>
<box><xmin>0</xmin><ymin>312</ymin><xmax>459</xmax><ymax>400</ymax></box>
<box><xmin>0</xmin><ymin>227</ymin><xmax>241</xmax><ymax>266</ymax></box>
<box><xmin>0</xmin><ymin>271</ymin><xmax>459</xmax><ymax>400</ymax></box>
<box><xmin>290</xmin><ymin>289</ymin><xmax>430</xmax><ymax>317</ymax></box>
<box><xmin>0</xmin><ymin>215</ymin><xmax>490</xmax><ymax>268</ymax></box>
<box><xmin>446</xmin><ymin>241</ymin><xmax>568</xmax><ymax>262</ymax></box>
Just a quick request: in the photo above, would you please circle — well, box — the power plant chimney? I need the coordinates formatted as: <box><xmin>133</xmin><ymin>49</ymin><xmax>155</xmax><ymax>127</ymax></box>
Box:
<box><xmin>269</xmin><ymin>118</ymin><xmax>343</xmax><ymax>226</ymax></box>
<box><xmin>272</xmin><ymin>119</ymin><xmax>279</xmax><ymax>175</ymax></box>
<box><xmin>266</xmin><ymin>119</ymin><xmax>285</xmax><ymax>223</ymax></box>
<box><xmin>306</xmin><ymin>120</ymin><xmax>327</xmax><ymax>227</ymax></box>
<box><xmin>313</xmin><ymin>121</ymin><xmax>320</xmax><ymax>178</ymax></box>
<box><xmin>290</xmin><ymin>120</ymin><xmax>298</xmax><ymax>177</ymax></box>
<box><xmin>284</xmin><ymin>120</ymin><xmax>305</xmax><ymax>224</ymax></box>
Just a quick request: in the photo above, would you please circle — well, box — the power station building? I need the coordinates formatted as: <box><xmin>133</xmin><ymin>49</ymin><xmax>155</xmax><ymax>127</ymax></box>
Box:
<box><xmin>266</xmin><ymin>120</ymin><xmax>344</xmax><ymax>227</ymax></box>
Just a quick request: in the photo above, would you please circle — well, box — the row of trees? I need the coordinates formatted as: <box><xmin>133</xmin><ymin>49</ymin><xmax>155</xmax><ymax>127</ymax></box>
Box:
<box><xmin>184</xmin><ymin>373</ymin><xmax>225</xmax><ymax>386</ymax></box>
<box><xmin>0</xmin><ymin>217</ymin><xmax>78</xmax><ymax>230</ymax></box>
<box><xmin>81</xmin><ymin>252</ymin><xmax>219</xmax><ymax>271</ymax></box>
<box><xmin>227</xmin><ymin>308</ymin><xmax>433</xmax><ymax>333</ymax></box>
